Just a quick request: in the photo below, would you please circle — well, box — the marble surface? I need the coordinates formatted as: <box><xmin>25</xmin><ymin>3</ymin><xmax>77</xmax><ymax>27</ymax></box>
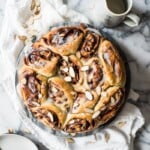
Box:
<box><xmin>0</xmin><ymin>0</ymin><xmax>150</xmax><ymax>150</ymax></box>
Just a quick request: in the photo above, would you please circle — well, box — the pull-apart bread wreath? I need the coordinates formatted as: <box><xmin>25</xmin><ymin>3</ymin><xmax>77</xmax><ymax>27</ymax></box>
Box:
<box><xmin>19</xmin><ymin>23</ymin><xmax>126</xmax><ymax>134</ymax></box>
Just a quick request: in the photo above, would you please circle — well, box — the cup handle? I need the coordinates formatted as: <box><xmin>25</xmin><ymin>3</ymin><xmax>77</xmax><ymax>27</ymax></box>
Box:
<box><xmin>123</xmin><ymin>12</ymin><xmax>140</xmax><ymax>27</ymax></box>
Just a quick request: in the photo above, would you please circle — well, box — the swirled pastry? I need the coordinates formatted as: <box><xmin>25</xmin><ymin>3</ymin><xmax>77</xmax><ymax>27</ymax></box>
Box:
<box><xmin>81</xmin><ymin>30</ymin><xmax>100</xmax><ymax>57</ymax></box>
<box><xmin>63</xmin><ymin>113</ymin><xmax>93</xmax><ymax>133</ymax></box>
<box><xmin>18</xmin><ymin>23</ymin><xmax>126</xmax><ymax>134</ymax></box>
<box><xmin>58</xmin><ymin>55</ymin><xmax>84</xmax><ymax>92</ymax></box>
<box><xmin>19</xmin><ymin>66</ymin><xmax>47</xmax><ymax>108</ymax></box>
<box><xmin>84</xmin><ymin>58</ymin><xmax>103</xmax><ymax>89</ymax></box>
<box><xmin>48</xmin><ymin>77</ymin><xmax>74</xmax><ymax>112</ymax></box>
<box><xmin>98</xmin><ymin>40</ymin><xmax>125</xmax><ymax>87</ymax></box>
<box><xmin>31</xmin><ymin>103</ymin><xmax>66</xmax><ymax>129</ymax></box>
<box><xmin>33</xmin><ymin>26</ymin><xmax>84</xmax><ymax>56</ymax></box>
<box><xmin>72</xmin><ymin>91</ymin><xmax>99</xmax><ymax>113</ymax></box>
<box><xmin>24</xmin><ymin>49</ymin><xmax>60</xmax><ymax>77</ymax></box>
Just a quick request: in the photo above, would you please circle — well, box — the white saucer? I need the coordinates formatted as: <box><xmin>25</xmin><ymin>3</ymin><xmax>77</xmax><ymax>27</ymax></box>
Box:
<box><xmin>0</xmin><ymin>134</ymin><xmax>38</xmax><ymax>150</ymax></box>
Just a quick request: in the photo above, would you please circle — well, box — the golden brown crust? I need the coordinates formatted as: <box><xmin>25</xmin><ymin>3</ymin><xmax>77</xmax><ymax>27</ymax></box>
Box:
<box><xmin>18</xmin><ymin>24</ymin><xmax>126</xmax><ymax>134</ymax></box>
<box><xmin>19</xmin><ymin>66</ymin><xmax>47</xmax><ymax>108</ymax></box>
<box><xmin>33</xmin><ymin>26</ymin><xmax>84</xmax><ymax>56</ymax></box>
<box><xmin>94</xmin><ymin>87</ymin><xmax>124</xmax><ymax>111</ymax></box>
<box><xmin>63</xmin><ymin>113</ymin><xmax>93</xmax><ymax>133</ymax></box>
<box><xmin>48</xmin><ymin>77</ymin><xmax>74</xmax><ymax>112</ymax></box>
<box><xmin>31</xmin><ymin>103</ymin><xmax>66</xmax><ymax>129</ymax></box>
<box><xmin>98</xmin><ymin>40</ymin><xmax>126</xmax><ymax>87</ymax></box>
<box><xmin>24</xmin><ymin>50</ymin><xmax>60</xmax><ymax>77</ymax></box>
<box><xmin>72</xmin><ymin>91</ymin><xmax>99</xmax><ymax>114</ymax></box>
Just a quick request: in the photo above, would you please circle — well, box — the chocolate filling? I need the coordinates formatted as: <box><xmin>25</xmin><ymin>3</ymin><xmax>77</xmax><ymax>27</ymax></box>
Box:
<box><xmin>80</xmin><ymin>31</ymin><xmax>100</xmax><ymax>58</ymax></box>
<box><xmin>24</xmin><ymin>50</ymin><xmax>59</xmax><ymax>66</ymax></box>
<box><xmin>87</xmin><ymin>60</ymin><xmax>103</xmax><ymax>89</ymax></box>
<box><xmin>21</xmin><ymin>71</ymin><xmax>44</xmax><ymax>105</ymax></box>
<box><xmin>48</xmin><ymin>81</ymin><xmax>70</xmax><ymax>112</ymax></box>
<box><xmin>28</xmin><ymin>76</ymin><xmax>38</xmax><ymax>93</ymax></box>
<box><xmin>34</xmin><ymin>109</ymin><xmax>59</xmax><ymax>127</ymax></box>
<box><xmin>65</xmin><ymin>118</ymin><xmax>90</xmax><ymax>132</ymax></box>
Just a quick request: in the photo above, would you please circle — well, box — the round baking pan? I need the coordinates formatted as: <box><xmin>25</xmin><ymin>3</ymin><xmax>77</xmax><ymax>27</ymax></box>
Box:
<box><xmin>15</xmin><ymin>22</ymin><xmax>130</xmax><ymax>137</ymax></box>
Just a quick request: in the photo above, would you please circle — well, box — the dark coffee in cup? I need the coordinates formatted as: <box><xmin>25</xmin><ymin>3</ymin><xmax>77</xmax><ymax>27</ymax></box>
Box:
<box><xmin>106</xmin><ymin>0</ymin><xmax>127</xmax><ymax>14</ymax></box>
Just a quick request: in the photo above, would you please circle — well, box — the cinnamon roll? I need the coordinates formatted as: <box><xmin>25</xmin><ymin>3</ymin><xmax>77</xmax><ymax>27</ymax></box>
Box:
<box><xmin>18</xmin><ymin>23</ymin><xmax>126</xmax><ymax>134</ymax></box>
<box><xmin>33</xmin><ymin>26</ymin><xmax>84</xmax><ymax>56</ymax></box>
<box><xmin>31</xmin><ymin>104</ymin><xmax>66</xmax><ymax>129</ymax></box>
<box><xmin>24</xmin><ymin>49</ymin><xmax>60</xmax><ymax>77</ymax></box>
<box><xmin>79</xmin><ymin>30</ymin><xmax>102</xmax><ymax>58</ymax></box>
<box><xmin>48</xmin><ymin>77</ymin><xmax>74</xmax><ymax>112</ymax></box>
<box><xmin>82</xmin><ymin>57</ymin><xmax>109</xmax><ymax>93</ymax></box>
<box><xmin>98</xmin><ymin>40</ymin><xmax>126</xmax><ymax>87</ymax></box>
<box><xmin>72</xmin><ymin>91</ymin><xmax>98</xmax><ymax>113</ymax></box>
<box><xmin>58</xmin><ymin>55</ymin><xmax>84</xmax><ymax>92</ymax></box>
<box><xmin>19</xmin><ymin>66</ymin><xmax>47</xmax><ymax>108</ymax></box>
<box><xmin>63</xmin><ymin>113</ymin><xmax>93</xmax><ymax>133</ymax></box>
<box><xmin>94</xmin><ymin>87</ymin><xmax>124</xmax><ymax>112</ymax></box>
<box><xmin>93</xmin><ymin>87</ymin><xmax>124</xmax><ymax>127</ymax></box>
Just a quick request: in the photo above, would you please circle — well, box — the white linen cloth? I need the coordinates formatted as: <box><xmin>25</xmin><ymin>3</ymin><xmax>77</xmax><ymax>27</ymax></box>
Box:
<box><xmin>0</xmin><ymin>0</ymin><xmax>144</xmax><ymax>150</ymax></box>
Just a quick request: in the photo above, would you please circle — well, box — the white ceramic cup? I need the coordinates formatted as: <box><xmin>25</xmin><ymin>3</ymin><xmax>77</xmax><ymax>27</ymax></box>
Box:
<box><xmin>102</xmin><ymin>0</ymin><xmax>140</xmax><ymax>27</ymax></box>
